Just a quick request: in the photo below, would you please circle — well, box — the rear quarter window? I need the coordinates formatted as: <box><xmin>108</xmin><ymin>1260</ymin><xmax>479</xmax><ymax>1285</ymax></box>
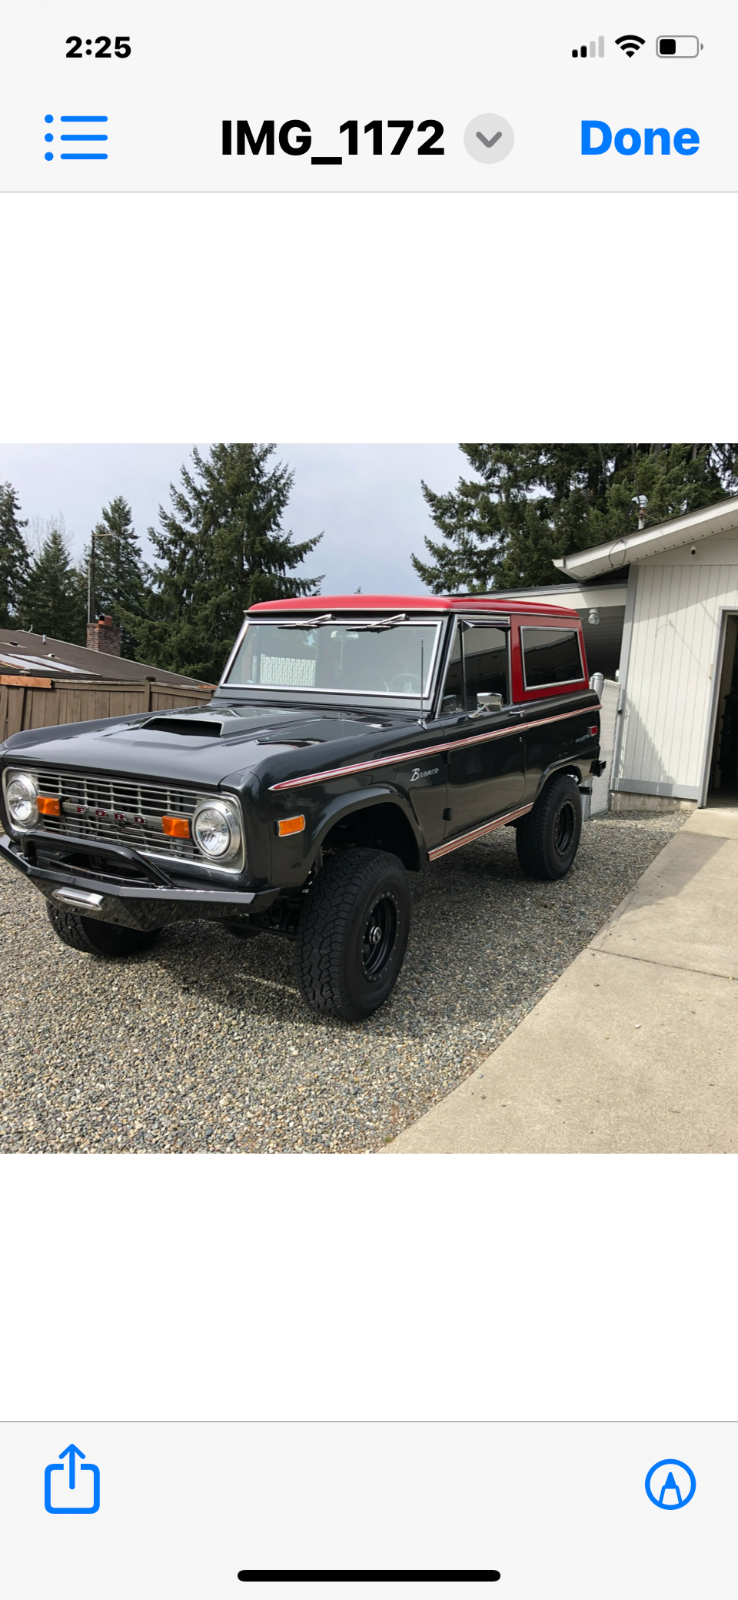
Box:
<box><xmin>521</xmin><ymin>626</ymin><xmax>584</xmax><ymax>689</ymax></box>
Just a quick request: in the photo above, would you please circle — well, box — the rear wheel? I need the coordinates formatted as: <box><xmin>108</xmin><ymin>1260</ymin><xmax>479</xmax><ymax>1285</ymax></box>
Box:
<box><xmin>516</xmin><ymin>773</ymin><xmax>582</xmax><ymax>880</ymax></box>
<box><xmin>45</xmin><ymin>901</ymin><xmax>161</xmax><ymax>957</ymax></box>
<box><xmin>295</xmin><ymin>847</ymin><xmax>411</xmax><ymax>1021</ymax></box>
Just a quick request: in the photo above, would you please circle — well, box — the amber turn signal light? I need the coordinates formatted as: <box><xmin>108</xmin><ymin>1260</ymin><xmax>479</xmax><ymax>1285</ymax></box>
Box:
<box><xmin>162</xmin><ymin>815</ymin><xmax>191</xmax><ymax>839</ymax></box>
<box><xmin>277</xmin><ymin>814</ymin><xmax>306</xmax><ymax>837</ymax></box>
<box><xmin>37</xmin><ymin>795</ymin><xmax>61</xmax><ymax>817</ymax></box>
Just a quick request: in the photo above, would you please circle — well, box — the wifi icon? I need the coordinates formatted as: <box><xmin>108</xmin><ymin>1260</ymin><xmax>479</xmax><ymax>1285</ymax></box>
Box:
<box><xmin>616</xmin><ymin>33</ymin><xmax>646</xmax><ymax>56</ymax></box>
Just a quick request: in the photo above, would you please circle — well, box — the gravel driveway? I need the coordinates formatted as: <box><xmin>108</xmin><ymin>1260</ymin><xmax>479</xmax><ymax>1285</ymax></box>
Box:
<box><xmin>0</xmin><ymin>810</ymin><xmax>686</xmax><ymax>1154</ymax></box>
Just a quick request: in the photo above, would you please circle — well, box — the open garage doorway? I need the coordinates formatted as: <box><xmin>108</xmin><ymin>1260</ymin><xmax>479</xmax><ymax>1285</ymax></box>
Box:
<box><xmin>707</xmin><ymin>612</ymin><xmax>738</xmax><ymax>801</ymax></box>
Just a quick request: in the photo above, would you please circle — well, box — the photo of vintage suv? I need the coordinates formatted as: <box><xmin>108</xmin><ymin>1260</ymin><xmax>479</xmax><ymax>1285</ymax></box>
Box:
<box><xmin>0</xmin><ymin>596</ymin><xmax>603</xmax><ymax>1021</ymax></box>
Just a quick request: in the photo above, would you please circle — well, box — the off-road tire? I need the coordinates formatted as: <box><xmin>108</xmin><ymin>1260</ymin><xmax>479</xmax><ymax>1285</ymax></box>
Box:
<box><xmin>45</xmin><ymin>901</ymin><xmax>161</xmax><ymax>957</ymax></box>
<box><xmin>295</xmin><ymin>847</ymin><xmax>411</xmax><ymax>1021</ymax></box>
<box><xmin>515</xmin><ymin>772</ymin><xmax>582</xmax><ymax>881</ymax></box>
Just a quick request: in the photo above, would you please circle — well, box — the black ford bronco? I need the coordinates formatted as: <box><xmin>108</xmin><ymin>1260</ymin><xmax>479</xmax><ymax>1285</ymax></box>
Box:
<box><xmin>0</xmin><ymin>596</ymin><xmax>604</xmax><ymax>1021</ymax></box>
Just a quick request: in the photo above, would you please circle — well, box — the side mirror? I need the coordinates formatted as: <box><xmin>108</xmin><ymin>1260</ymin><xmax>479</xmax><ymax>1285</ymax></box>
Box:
<box><xmin>589</xmin><ymin>672</ymin><xmax>604</xmax><ymax>699</ymax></box>
<box><xmin>472</xmin><ymin>691</ymin><xmax>503</xmax><ymax>716</ymax></box>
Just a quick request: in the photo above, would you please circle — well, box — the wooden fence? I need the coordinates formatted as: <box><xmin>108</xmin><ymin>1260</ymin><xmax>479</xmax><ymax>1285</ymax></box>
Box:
<box><xmin>0</xmin><ymin>676</ymin><xmax>216</xmax><ymax>743</ymax></box>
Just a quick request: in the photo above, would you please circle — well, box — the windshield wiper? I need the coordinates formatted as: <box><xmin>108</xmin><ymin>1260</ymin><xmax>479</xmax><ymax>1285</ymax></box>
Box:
<box><xmin>347</xmin><ymin>613</ymin><xmax>408</xmax><ymax>631</ymax></box>
<box><xmin>276</xmin><ymin>612</ymin><xmax>408</xmax><ymax>632</ymax></box>
<box><xmin>277</xmin><ymin>613</ymin><xmax>334</xmax><ymax>630</ymax></box>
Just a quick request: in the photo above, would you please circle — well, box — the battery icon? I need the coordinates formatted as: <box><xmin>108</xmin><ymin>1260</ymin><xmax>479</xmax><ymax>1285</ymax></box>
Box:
<box><xmin>656</xmin><ymin>35</ymin><xmax>703</xmax><ymax>56</ymax></box>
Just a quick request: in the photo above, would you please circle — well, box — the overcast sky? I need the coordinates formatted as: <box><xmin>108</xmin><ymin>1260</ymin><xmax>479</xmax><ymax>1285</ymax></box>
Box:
<box><xmin>0</xmin><ymin>444</ymin><xmax>464</xmax><ymax>594</ymax></box>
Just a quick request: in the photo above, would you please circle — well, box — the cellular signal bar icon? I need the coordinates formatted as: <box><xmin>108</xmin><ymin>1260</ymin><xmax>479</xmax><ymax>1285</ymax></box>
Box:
<box><xmin>572</xmin><ymin>37</ymin><xmax>605</xmax><ymax>58</ymax></box>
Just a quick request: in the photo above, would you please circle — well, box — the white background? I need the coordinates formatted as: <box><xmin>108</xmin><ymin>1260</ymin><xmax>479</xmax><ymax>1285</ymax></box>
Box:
<box><xmin>0</xmin><ymin>120</ymin><xmax>737</xmax><ymax>1582</ymax></box>
<box><xmin>1</xmin><ymin>194</ymin><xmax>734</xmax><ymax>440</ymax></box>
<box><xmin>2</xmin><ymin>1151</ymin><xmax>736</xmax><ymax>1420</ymax></box>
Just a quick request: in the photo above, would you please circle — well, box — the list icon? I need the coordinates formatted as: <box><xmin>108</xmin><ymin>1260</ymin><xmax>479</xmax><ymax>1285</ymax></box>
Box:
<box><xmin>43</xmin><ymin>114</ymin><xmax>109</xmax><ymax>161</ymax></box>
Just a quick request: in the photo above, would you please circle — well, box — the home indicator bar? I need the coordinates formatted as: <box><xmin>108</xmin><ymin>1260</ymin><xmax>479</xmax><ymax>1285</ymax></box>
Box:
<box><xmin>236</xmin><ymin>1573</ymin><xmax>502</xmax><ymax>1586</ymax></box>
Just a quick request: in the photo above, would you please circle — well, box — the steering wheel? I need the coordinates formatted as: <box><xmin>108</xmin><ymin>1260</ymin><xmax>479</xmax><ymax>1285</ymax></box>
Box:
<box><xmin>388</xmin><ymin>672</ymin><xmax>422</xmax><ymax>693</ymax></box>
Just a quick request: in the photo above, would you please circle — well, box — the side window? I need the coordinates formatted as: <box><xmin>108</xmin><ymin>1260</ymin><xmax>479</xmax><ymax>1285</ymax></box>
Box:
<box><xmin>521</xmin><ymin>627</ymin><xmax>583</xmax><ymax>689</ymax></box>
<box><xmin>440</xmin><ymin>626</ymin><xmax>463</xmax><ymax>714</ymax></box>
<box><xmin>462</xmin><ymin>624</ymin><xmax>510</xmax><ymax>711</ymax></box>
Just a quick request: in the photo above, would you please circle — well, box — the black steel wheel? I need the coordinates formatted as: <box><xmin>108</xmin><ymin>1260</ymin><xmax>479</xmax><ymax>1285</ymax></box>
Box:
<box><xmin>553</xmin><ymin>798</ymin><xmax>577</xmax><ymax>858</ymax></box>
<box><xmin>295</xmin><ymin>847</ymin><xmax>411</xmax><ymax>1021</ymax></box>
<box><xmin>45</xmin><ymin>901</ymin><xmax>161</xmax><ymax>957</ymax></box>
<box><xmin>361</xmin><ymin>894</ymin><xmax>398</xmax><ymax>980</ymax></box>
<box><xmin>515</xmin><ymin>773</ymin><xmax>582</xmax><ymax>881</ymax></box>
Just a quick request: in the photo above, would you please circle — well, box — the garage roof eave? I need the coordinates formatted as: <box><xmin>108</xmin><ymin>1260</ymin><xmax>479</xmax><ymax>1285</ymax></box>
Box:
<box><xmin>491</xmin><ymin>579</ymin><xmax>627</xmax><ymax>609</ymax></box>
<box><xmin>552</xmin><ymin>494</ymin><xmax>738</xmax><ymax>580</ymax></box>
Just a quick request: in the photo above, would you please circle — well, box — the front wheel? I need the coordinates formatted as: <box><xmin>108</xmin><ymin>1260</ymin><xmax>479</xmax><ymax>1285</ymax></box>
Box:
<box><xmin>516</xmin><ymin>773</ymin><xmax>582</xmax><ymax>880</ymax></box>
<box><xmin>45</xmin><ymin>901</ymin><xmax>161</xmax><ymax>957</ymax></box>
<box><xmin>295</xmin><ymin>848</ymin><xmax>411</xmax><ymax>1021</ymax></box>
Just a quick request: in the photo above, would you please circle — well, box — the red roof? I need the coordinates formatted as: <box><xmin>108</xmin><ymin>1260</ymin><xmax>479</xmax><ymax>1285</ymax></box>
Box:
<box><xmin>249</xmin><ymin>594</ymin><xmax>580</xmax><ymax>620</ymax></box>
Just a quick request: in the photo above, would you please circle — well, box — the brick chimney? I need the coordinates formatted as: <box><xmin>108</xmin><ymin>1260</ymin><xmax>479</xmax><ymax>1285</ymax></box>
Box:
<box><xmin>86</xmin><ymin>615</ymin><xmax>122</xmax><ymax>656</ymax></box>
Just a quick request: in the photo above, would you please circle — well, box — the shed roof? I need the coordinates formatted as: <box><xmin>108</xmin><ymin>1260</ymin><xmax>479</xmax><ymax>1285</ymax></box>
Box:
<box><xmin>0</xmin><ymin>628</ymin><xmax>206</xmax><ymax>686</ymax></box>
<box><xmin>552</xmin><ymin>494</ymin><xmax>738</xmax><ymax>581</ymax></box>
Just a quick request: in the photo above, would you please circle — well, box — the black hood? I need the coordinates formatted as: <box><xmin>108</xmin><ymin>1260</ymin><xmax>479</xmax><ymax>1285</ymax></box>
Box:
<box><xmin>1</xmin><ymin>701</ymin><xmax>413</xmax><ymax>788</ymax></box>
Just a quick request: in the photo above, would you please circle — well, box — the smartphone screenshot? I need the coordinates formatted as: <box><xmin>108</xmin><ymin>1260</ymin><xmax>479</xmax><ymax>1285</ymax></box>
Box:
<box><xmin>0</xmin><ymin>4</ymin><xmax>736</xmax><ymax>1596</ymax></box>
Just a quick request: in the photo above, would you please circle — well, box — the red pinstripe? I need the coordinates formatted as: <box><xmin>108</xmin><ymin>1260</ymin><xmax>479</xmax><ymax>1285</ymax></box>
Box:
<box><xmin>269</xmin><ymin>703</ymin><xmax>601</xmax><ymax>792</ymax></box>
<box><xmin>428</xmin><ymin>803</ymin><xmax>534</xmax><ymax>860</ymax></box>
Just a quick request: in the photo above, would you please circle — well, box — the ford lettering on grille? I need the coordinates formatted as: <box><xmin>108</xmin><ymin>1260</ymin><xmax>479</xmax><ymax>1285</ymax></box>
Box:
<box><xmin>71</xmin><ymin>803</ymin><xmax>148</xmax><ymax>827</ymax></box>
<box><xmin>30</xmin><ymin>768</ymin><xmax>200</xmax><ymax>862</ymax></box>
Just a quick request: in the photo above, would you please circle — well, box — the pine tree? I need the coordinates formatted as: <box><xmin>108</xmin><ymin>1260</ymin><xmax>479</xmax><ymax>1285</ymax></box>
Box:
<box><xmin>0</xmin><ymin>482</ymin><xmax>31</xmax><ymax>626</ymax></box>
<box><xmin>412</xmin><ymin>445</ymin><xmax>738</xmax><ymax>592</ymax></box>
<box><xmin>82</xmin><ymin>495</ymin><xmax>151</xmax><ymax>658</ymax></box>
<box><xmin>131</xmin><ymin>444</ymin><xmax>322</xmax><ymax>680</ymax></box>
<box><xmin>18</xmin><ymin>522</ymin><xmax>87</xmax><ymax>643</ymax></box>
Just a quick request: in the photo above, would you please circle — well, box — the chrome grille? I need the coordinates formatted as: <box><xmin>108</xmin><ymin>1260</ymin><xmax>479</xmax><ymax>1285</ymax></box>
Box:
<box><xmin>32</xmin><ymin>767</ymin><xmax>202</xmax><ymax>863</ymax></box>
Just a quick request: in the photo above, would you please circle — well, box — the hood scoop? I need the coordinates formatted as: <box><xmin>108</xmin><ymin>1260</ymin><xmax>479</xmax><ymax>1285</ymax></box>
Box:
<box><xmin>140</xmin><ymin>709</ymin><xmax>247</xmax><ymax>738</ymax></box>
<box><xmin>142</xmin><ymin>717</ymin><xmax>223</xmax><ymax>737</ymax></box>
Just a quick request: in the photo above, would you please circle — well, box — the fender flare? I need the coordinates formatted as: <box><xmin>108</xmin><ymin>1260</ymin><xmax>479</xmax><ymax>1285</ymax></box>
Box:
<box><xmin>305</xmin><ymin>786</ymin><xmax>424</xmax><ymax>870</ymax></box>
<box><xmin>533</xmin><ymin>761</ymin><xmax>583</xmax><ymax>805</ymax></box>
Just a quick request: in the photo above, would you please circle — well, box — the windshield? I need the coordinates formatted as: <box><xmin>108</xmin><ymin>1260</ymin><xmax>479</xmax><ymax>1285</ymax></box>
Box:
<box><xmin>225</xmin><ymin>619</ymin><xmax>441</xmax><ymax>699</ymax></box>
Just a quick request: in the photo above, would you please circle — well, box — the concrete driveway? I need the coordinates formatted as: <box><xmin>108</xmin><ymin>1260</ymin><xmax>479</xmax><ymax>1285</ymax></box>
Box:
<box><xmin>386</xmin><ymin>805</ymin><xmax>738</xmax><ymax>1153</ymax></box>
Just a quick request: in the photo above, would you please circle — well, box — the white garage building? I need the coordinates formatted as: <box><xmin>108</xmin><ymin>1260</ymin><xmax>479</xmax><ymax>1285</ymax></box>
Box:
<box><xmin>554</xmin><ymin>495</ymin><xmax>738</xmax><ymax>808</ymax></box>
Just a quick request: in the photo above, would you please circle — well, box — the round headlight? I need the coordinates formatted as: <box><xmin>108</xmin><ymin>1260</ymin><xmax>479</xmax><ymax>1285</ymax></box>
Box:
<box><xmin>6</xmin><ymin>772</ymin><xmax>38</xmax><ymax>829</ymax></box>
<box><xmin>192</xmin><ymin>800</ymin><xmax>241</xmax><ymax>862</ymax></box>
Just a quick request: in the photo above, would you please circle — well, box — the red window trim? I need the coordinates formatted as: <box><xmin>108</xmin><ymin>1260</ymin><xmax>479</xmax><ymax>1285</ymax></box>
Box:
<box><xmin>510</xmin><ymin>614</ymin><xmax>589</xmax><ymax>703</ymax></box>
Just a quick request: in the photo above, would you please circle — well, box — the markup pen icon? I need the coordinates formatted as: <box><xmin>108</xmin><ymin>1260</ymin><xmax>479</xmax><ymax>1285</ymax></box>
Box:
<box><xmin>44</xmin><ymin>1443</ymin><xmax>101</xmax><ymax>1514</ymax></box>
<box><xmin>644</xmin><ymin>1458</ymin><xmax>696</xmax><ymax>1510</ymax></box>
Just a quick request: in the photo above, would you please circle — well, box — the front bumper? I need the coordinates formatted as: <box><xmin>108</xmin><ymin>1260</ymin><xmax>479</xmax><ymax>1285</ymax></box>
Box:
<box><xmin>0</xmin><ymin>831</ymin><xmax>278</xmax><ymax>932</ymax></box>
